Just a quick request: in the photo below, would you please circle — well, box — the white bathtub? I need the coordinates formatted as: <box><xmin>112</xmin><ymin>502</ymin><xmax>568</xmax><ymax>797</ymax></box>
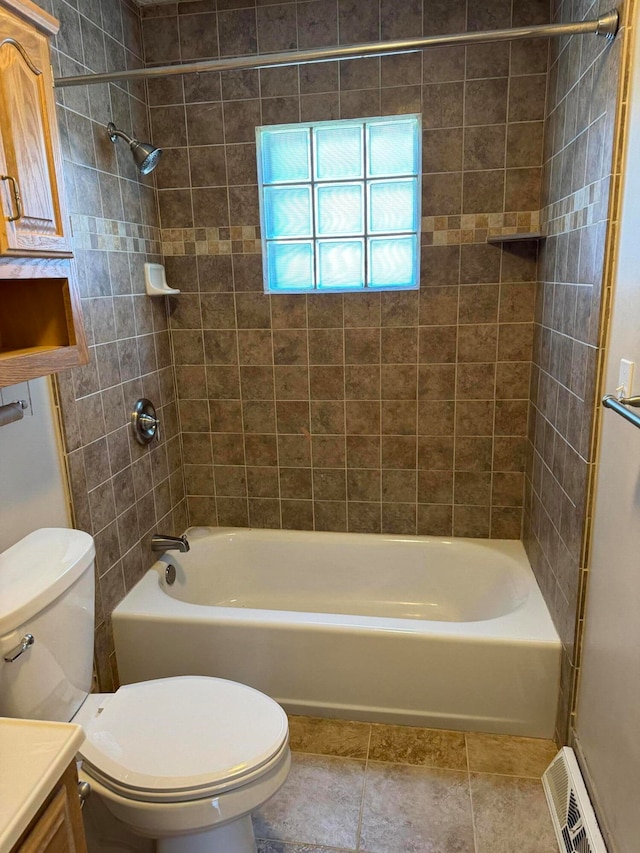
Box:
<box><xmin>113</xmin><ymin>527</ymin><xmax>561</xmax><ymax>738</ymax></box>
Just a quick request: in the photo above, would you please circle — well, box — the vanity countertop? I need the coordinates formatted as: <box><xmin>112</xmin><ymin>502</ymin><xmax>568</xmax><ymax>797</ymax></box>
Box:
<box><xmin>0</xmin><ymin>717</ymin><xmax>84</xmax><ymax>852</ymax></box>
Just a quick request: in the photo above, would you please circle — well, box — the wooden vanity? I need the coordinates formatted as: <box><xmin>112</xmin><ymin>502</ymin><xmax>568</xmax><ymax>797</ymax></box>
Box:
<box><xmin>0</xmin><ymin>718</ymin><xmax>87</xmax><ymax>853</ymax></box>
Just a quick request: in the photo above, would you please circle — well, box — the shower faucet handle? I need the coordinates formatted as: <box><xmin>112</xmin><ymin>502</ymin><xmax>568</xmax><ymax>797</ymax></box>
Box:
<box><xmin>131</xmin><ymin>398</ymin><xmax>160</xmax><ymax>445</ymax></box>
<box><xmin>138</xmin><ymin>411</ymin><xmax>160</xmax><ymax>441</ymax></box>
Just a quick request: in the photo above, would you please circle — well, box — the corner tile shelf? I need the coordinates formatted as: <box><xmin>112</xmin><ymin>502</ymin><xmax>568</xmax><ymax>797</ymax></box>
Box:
<box><xmin>486</xmin><ymin>232</ymin><xmax>546</xmax><ymax>244</ymax></box>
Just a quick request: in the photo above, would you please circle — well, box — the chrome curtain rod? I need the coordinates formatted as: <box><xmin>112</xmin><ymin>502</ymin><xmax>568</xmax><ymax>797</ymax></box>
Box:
<box><xmin>602</xmin><ymin>393</ymin><xmax>640</xmax><ymax>430</ymax></box>
<box><xmin>54</xmin><ymin>9</ymin><xmax>619</xmax><ymax>88</ymax></box>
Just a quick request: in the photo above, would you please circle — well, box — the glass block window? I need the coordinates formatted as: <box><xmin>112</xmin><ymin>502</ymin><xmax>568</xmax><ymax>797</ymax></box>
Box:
<box><xmin>257</xmin><ymin>115</ymin><xmax>421</xmax><ymax>293</ymax></box>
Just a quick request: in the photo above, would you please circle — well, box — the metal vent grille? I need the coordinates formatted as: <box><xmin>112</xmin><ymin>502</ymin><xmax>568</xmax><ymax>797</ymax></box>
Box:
<box><xmin>575</xmin><ymin>827</ymin><xmax>591</xmax><ymax>853</ymax></box>
<box><xmin>568</xmin><ymin>791</ymin><xmax>581</xmax><ymax>830</ymax></box>
<box><xmin>543</xmin><ymin>748</ymin><xmax>608</xmax><ymax>853</ymax></box>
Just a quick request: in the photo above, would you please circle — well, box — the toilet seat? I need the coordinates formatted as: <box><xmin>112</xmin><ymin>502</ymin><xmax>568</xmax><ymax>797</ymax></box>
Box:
<box><xmin>78</xmin><ymin>676</ymin><xmax>289</xmax><ymax>804</ymax></box>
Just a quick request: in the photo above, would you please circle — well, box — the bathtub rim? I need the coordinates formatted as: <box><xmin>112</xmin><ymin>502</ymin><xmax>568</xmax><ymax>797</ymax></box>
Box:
<box><xmin>117</xmin><ymin>527</ymin><xmax>561</xmax><ymax>647</ymax></box>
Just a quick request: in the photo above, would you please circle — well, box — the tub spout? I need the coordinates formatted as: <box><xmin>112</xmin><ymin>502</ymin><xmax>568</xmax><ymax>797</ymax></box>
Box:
<box><xmin>151</xmin><ymin>534</ymin><xmax>190</xmax><ymax>553</ymax></box>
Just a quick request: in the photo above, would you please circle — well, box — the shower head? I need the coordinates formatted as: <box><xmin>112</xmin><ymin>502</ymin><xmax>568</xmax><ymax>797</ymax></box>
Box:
<box><xmin>107</xmin><ymin>122</ymin><xmax>163</xmax><ymax>175</ymax></box>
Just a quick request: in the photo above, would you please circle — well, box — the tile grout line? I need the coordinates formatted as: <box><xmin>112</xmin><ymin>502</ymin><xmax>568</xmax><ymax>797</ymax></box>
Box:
<box><xmin>470</xmin><ymin>769</ymin><xmax>552</xmax><ymax>781</ymax></box>
<box><xmin>466</xmin><ymin>731</ymin><xmax>480</xmax><ymax>853</ymax></box>
<box><xmin>354</xmin><ymin>723</ymin><xmax>373</xmax><ymax>852</ymax></box>
<box><xmin>469</xmin><ymin>775</ymin><xmax>480</xmax><ymax>853</ymax></box>
<box><xmin>464</xmin><ymin>732</ymin><xmax>478</xmax><ymax>853</ymax></box>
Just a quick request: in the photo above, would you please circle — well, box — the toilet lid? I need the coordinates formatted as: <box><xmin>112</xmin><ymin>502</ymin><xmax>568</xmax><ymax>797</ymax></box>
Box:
<box><xmin>79</xmin><ymin>676</ymin><xmax>288</xmax><ymax>798</ymax></box>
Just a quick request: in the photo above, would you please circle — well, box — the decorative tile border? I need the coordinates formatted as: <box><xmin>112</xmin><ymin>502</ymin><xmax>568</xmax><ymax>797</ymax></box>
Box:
<box><xmin>421</xmin><ymin>211</ymin><xmax>541</xmax><ymax>246</ymax></box>
<box><xmin>161</xmin><ymin>226</ymin><xmax>262</xmax><ymax>257</ymax></box>
<box><xmin>542</xmin><ymin>180</ymin><xmax>606</xmax><ymax>237</ymax></box>
<box><xmin>160</xmin><ymin>213</ymin><xmax>542</xmax><ymax>256</ymax></box>
<box><xmin>68</xmin><ymin>209</ymin><xmax>549</xmax><ymax>257</ymax></box>
<box><xmin>70</xmin><ymin>214</ymin><xmax>162</xmax><ymax>254</ymax></box>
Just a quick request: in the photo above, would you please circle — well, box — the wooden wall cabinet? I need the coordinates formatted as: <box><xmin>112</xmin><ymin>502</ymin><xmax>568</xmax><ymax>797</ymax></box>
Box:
<box><xmin>0</xmin><ymin>1</ymin><xmax>70</xmax><ymax>257</ymax></box>
<box><xmin>0</xmin><ymin>0</ymin><xmax>88</xmax><ymax>387</ymax></box>
<box><xmin>11</xmin><ymin>761</ymin><xmax>88</xmax><ymax>853</ymax></box>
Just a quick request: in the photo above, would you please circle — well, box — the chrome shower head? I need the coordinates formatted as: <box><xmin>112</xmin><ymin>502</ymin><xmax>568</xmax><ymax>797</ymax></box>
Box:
<box><xmin>131</xmin><ymin>140</ymin><xmax>163</xmax><ymax>175</ymax></box>
<box><xmin>107</xmin><ymin>122</ymin><xmax>163</xmax><ymax>175</ymax></box>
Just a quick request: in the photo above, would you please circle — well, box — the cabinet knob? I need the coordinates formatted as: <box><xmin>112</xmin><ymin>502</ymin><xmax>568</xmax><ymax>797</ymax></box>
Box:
<box><xmin>78</xmin><ymin>781</ymin><xmax>91</xmax><ymax>808</ymax></box>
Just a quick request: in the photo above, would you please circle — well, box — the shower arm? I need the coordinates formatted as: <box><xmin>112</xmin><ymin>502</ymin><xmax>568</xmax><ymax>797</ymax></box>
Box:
<box><xmin>107</xmin><ymin>123</ymin><xmax>134</xmax><ymax>147</ymax></box>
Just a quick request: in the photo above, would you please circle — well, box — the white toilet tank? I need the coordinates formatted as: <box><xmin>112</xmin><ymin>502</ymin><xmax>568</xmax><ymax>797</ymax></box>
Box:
<box><xmin>0</xmin><ymin>528</ymin><xmax>95</xmax><ymax>722</ymax></box>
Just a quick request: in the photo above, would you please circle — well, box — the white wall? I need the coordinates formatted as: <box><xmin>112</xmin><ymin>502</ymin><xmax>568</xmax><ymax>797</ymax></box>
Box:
<box><xmin>0</xmin><ymin>377</ymin><xmax>70</xmax><ymax>552</ymax></box>
<box><xmin>573</xmin><ymin>11</ymin><xmax>640</xmax><ymax>853</ymax></box>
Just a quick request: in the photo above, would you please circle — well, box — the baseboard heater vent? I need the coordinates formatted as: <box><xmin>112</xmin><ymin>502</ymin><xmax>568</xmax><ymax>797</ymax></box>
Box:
<box><xmin>543</xmin><ymin>747</ymin><xmax>607</xmax><ymax>853</ymax></box>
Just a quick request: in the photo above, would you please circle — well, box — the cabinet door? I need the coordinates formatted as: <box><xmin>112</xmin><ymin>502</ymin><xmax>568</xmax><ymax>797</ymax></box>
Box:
<box><xmin>13</xmin><ymin>762</ymin><xmax>88</xmax><ymax>853</ymax></box>
<box><xmin>0</xmin><ymin>7</ymin><xmax>71</xmax><ymax>257</ymax></box>
<box><xmin>15</xmin><ymin>786</ymin><xmax>78</xmax><ymax>853</ymax></box>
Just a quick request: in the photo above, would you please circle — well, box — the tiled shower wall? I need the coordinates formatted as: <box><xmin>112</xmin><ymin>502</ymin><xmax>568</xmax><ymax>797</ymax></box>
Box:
<box><xmin>524</xmin><ymin>0</ymin><xmax>628</xmax><ymax>741</ymax></box>
<box><xmin>142</xmin><ymin>0</ymin><xmax>549</xmax><ymax>538</ymax></box>
<box><xmin>36</xmin><ymin>0</ymin><xmax>187</xmax><ymax>689</ymax></box>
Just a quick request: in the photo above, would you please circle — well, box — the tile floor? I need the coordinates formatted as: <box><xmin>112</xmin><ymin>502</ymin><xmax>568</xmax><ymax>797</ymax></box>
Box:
<box><xmin>253</xmin><ymin>717</ymin><xmax>559</xmax><ymax>853</ymax></box>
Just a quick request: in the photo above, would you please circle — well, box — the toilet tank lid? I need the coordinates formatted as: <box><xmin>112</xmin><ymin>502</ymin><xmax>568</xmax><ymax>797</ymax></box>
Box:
<box><xmin>0</xmin><ymin>529</ymin><xmax>95</xmax><ymax>636</ymax></box>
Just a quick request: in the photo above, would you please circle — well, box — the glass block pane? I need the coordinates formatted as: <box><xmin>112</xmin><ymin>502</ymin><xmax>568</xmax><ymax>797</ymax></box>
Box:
<box><xmin>367</xmin><ymin>118</ymin><xmax>419</xmax><ymax>177</ymax></box>
<box><xmin>264</xmin><ymin>186</ymin><xmax>312</xmax><ymax>239</ymax></box>
<box><xmin>368</xmin><ymin>179</ymin><xmax>418</xmax><ymax>234</ymax></box>
<box><xmin>261</xmin><ymin>128</ymin><xmax>311</xmax><ymax>184</ymax></box>
<box><xmin>314</xmin><ymin>124</ymin><xmax>363</xmax><ymax>180</ymax></box>
<box><xmin>368</xmin><ymin>236</ymin><xmax>418</xmax><ymax>289</ymax></box>
<box><xmin>317</xmin><ymin>239</ymin><xmax>364</xmax><ymax>289</ymax></box>
<box><xmin>267</xmin><ymin>241</ymin><xmax>314</xmax><ymax>291</ymax></box>
<box><xmin>316</xmin><ymin>183</ymin><xmax>364</xmax><ymax>236</ymax></box>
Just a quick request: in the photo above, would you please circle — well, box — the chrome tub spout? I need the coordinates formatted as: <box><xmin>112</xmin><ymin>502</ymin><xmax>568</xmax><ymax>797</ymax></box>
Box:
<box><xmin>151</xmin><ymin>534</ymin><xmax>190</xmax><ymax>553</ymax></box>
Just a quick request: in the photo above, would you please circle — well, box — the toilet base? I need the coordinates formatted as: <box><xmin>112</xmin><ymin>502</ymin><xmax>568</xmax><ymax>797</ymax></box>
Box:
<box><xmin>157</xmin><ymin>815</ymin><xmax>257</xmax><ymax>853</ymax></box>
<box><xmin>78</xmin><ymin>734</ymin><xmax>290</xmax><ymax>852</ymax></box>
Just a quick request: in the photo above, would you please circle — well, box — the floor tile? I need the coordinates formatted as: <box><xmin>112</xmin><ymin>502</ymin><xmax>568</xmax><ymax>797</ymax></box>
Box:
<box><xmin>369</xmin><ymin>723</ymin><xmax>467</xmax><ymax>770</ymax></box>
<box><xmin>359</xmin><ymin>761</ymin><xmax>474</xmax><ymax>853</ymax></box>
<box><xmin>253</xmin><ymin>753</ymin><xmax>365</xmax><ymax>850</ymax></box>
<box><xmin>288</xmin><ymin>715</ymin><xmax>371</xmax><ymax>759</ymax></box>
<box><xmin>470</xmin><ymin>772</ymin><xmax>557</xmax><ymax>853</ymax></box>
<box><xmin>465</xmin><ymin>733</ymin><xmax>557</xmax><ymax>778</ymax></box>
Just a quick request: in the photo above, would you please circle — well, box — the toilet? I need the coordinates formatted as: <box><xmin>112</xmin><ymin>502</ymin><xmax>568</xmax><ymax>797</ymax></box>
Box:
<box><xmin>0</xmin><ymin>528</ymin><xmax>291</xmax><ymax>853</ymax></box>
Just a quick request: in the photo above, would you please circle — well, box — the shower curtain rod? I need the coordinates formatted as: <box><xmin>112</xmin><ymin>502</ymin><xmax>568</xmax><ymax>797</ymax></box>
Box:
<box><xmin>54</xmin><ymin>9</ymin><xmax>619</xmax><ymax>88</ymax></box>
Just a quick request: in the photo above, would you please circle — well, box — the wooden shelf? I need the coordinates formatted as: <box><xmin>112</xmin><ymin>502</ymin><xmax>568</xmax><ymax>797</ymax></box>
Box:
<box><xmin>0</xmin><ymin>262</ymin><xmax>88</xmax><ymax>386</ymax></box>
<box><xmin>0</xmin><ymin>277</ymin><xmax>72</xmax><ymax>348</ymax></box>
<box><xmin>0</xmin><ymin>342</ymin><xmax>85</xmax><ymax>385</ymax></box>
<box><xmin>486</xmin><ymin>231</ymin><xmax>545</xmax><ymax>244</ymax></box>
<box><xmin>0</xmin><ymin>343</ymin><xmax>65</xmax><ymax>358</ymax></box>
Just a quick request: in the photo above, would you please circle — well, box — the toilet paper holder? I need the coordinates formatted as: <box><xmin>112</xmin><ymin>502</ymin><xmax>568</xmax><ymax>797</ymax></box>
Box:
<box><xmin>0</xmin><ymin>399</ymin><xmax>28</xmax><ymax>429</ymax></box>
